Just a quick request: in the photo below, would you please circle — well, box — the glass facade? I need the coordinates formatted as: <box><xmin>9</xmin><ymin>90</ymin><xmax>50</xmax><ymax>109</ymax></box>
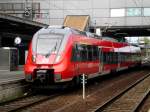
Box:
<box><xmin>111</xmin><ymin>9</ymin><xmax>125</xmax><ymax>17</ymax></box>
<box><xmin>111</xmin><ymin>7</ymin><xmax>150</xmax><ymax>17</ymax></box>
<box><xmin>127</xmin><ymin>8</ymin><xmax>141</xmax><ymax>16</ymax></box>
<box><xmin>144</xmin><ymin>8</ymin><xmax>150</xmax><ymax>16</ymax></box>
<box><xmin>0</xmin><ymin>0</ymin><xmax>150</xmax><ymax>25</ymax></box>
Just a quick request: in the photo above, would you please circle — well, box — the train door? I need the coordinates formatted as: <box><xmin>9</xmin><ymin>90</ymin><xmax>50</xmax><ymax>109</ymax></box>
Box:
<box><xmin>118</xmin><ymin>52</ymin><xmax>121</xmax><ymax>69</ymax></box>
<box><xmin>99</xmin><ymin>47</ymin><xmax>103</xmax><ymax>73</ymax></box>
<box><xmin>74</xmin><ymin>62</ymin><xmax>80</xmax><ymax>77</ymax></box>
<box><xmin>72</xmin><ymin>44</ymin><xmax>80</xmax><ymax>76</ymax></box>
<box><xmin>78</xmin><ymin>44</ymin><xmax>88</xmax><ymax>75</ymax></box>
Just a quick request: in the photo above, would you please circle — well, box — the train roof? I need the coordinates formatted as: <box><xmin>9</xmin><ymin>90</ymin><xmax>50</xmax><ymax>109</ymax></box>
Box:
<box><xmin>35</xmin><ymin>26</ymin><xmax>102</xmax><ymax>39</ymax></box>
<box><xmin>102</xmin><ymin>37</ymin><xmax>119</xmax><ymax>42</ymax></box>
<box><xmin>114</xmin><ymin>45</ymin><xmax>141</xmax><ymax>53</ymax></box>
<box><xmin>35</xmin><ymin>26</ymin><xmax>126</xmax><ymax>43</ymax></box>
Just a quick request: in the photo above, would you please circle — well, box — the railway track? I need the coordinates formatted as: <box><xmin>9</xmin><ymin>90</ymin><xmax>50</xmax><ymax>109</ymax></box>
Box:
<box><xmin>0</xmin><ymin>68</ymin><xmax>150</xmax><ymax>112</ymax></box>
<box><xmin>21</xmin><ymin>69</ymin><xmax>150</xmax><ymax>112</ymax></box>
<box><xmin>0</xmin><ymin>93</ymin><xmax>60</xmax><ymax>112</ymax></box>
<box><xmin>137</xmin><ymin>94</ymin><xmax>150</xmax><ymax>112</ymax></box>
<box><xmin>97</xmin><ymin>72</ymin><xmax>150</xmax><ymax>112</ymax></box>
<box><xmin>54</xmin><ymin>70</ymin><xmax>150</xmax><ymax>112</ymax></box>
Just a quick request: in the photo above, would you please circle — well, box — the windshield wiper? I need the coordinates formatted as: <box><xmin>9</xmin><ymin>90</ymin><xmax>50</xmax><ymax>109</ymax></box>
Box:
<box><xmin>45</xmin><ymin>42</ymin><xmax>57</xmax><ymax>58</ymax></box>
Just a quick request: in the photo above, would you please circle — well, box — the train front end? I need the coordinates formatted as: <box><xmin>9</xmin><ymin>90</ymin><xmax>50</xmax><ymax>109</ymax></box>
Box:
<box><xmin>24</xmin><ymin>26</ymin><xmax>71</xmax><ymax>84</ymax></box>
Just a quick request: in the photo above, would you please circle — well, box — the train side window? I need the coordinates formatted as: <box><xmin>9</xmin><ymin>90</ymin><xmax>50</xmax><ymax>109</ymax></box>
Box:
<box><xmin>107</xmin><ymin>53</ymin><xmax>109</xmax><ymax>63</ymax></box>
<box><xmin>71</xmin><ymin>45</ymin><xmax>76</xmax><ymax>61</ymax></box>
<box><xmin>115</xmin><ymin>53</ymin><xmax>118</xmax><ymax>63</ymax></box>
<box><xmin>106</xmin><ymin>52</ymin><xmax>109</xmax><ymax>63</ymax></box>
<box><xmin>103</xmin><ymin>52</ymin><xmax>107</xmax><ymax>64</ymax></box>
<box><xmin>71</xmin><ymin>44</ymin><xmax>80</xmax><ymax>62</ymax></box>
<box><xmin>78</xmin><ymin>44</ymin><xmax>88</xmax><ymax>62</ymax></box>
<box><xmin>120</xmin><ymin>53</ymin><xmax>125</xmax><ymax>63</ymax></box>
<box><xmin>120</xmin><ymin>53</ymin><xmax>123</xmax><ymax>63</ymax></box>
<box><xmin>109</xmin><ymin>52</ymin><xmax>112</xmax><ymax>64</ymax></box>
<box><xmin>87</xmin><ymin>45</ymin><xmax>93</xmax><ymax>61</ymax></box>
<box><xmin>112</xmin><ymin>53</ymin><xmax>115</xmax><ymax>64</ymax></box>
<box><xmin>109</xmin><ymin>53</ymin><xmax>112</xmax><ymax>63</ymax></box>
<box><xmin>119</xmin><ymin>53</ymin><xmax>122</xmax><ymax>63</ymax></box>
<box><xmin>93</xmin><ymin>46</ymin><xmax>99</xmax><ymax>60</ymax></box>
<box><xmin>105</xmin><ymin>52</ymin><xmax>113</xmax><ymax>64</ymax></box>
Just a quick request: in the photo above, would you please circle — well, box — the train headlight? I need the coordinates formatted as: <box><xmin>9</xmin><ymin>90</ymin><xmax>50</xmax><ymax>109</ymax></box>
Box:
<box><xmin>32</xmin><ymin>55</ymin><xmax>36</xmax><ymax>62</ymax></box>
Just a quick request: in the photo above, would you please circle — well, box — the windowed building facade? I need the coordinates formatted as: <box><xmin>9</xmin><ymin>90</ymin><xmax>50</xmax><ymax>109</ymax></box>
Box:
<box><xmin>1</xmin><ymin>0</ymin><xmax>150</xmax><ymax>27</ymax></box>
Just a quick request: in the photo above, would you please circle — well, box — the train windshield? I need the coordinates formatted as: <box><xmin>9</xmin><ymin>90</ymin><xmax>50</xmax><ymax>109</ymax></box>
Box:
<box><xmin>35</xmin><ymin>34</ymin><xmax>63</xmax><ymax>55</ymax></box>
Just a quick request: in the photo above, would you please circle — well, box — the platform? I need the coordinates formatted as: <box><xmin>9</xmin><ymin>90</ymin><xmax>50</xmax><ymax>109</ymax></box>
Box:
<box><xmin>0</xmin><ymin>68</ymin><xmax>30</xmax><ymax>104</ymax></box>
<box><xmin>0</xmin><ymin>70</ymin><xmax>25</xmax><ymax>84</ymax></box>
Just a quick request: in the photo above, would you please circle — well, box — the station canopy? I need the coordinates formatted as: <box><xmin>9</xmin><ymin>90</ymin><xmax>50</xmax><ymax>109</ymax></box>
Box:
<box><xmin>0</xmin><ymin>13</ymin><xmax>48</xmax><ymax>40</ymax></box>
<box><xmin>100</xmin><ymin>26</ymin><xmax>150</xmax><ymax>37</ymax></box>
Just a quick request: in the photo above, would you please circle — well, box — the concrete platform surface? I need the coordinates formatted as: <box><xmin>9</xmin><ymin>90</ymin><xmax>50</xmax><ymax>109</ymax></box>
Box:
<box><xmin>0</xmin><ymin>70</ymin><xmax>25</xmax><ymax>84</ymax></box>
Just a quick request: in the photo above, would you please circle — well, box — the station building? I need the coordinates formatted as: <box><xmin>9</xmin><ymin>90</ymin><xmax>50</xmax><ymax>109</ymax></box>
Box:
<box><xmin>0</xmin><ymin>0</ymin><xmax>150</xmax><ymax>27</ymax></box>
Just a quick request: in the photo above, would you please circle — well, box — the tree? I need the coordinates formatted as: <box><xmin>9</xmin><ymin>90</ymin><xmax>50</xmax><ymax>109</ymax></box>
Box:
<box><xmin>140</xmin><ymin>37</ymin><xmax>150</xmax><ymax>45</ymax></box>
<box><xmin>140</xmin><ymin>37</ymin><xmax>150</xmax><ymax>58</ymax></box>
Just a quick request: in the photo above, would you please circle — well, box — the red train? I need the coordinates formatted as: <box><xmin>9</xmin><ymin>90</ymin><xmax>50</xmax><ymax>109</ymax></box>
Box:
<box><xmin>24</xmin><ymin>26</ymin><xmax>141</xmax><ymax>85</ymax></box>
